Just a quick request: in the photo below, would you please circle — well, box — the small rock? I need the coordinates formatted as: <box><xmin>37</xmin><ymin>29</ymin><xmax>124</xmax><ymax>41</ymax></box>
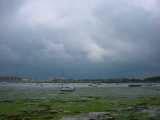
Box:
<box><xmin>125</xmin><ymin>105</ymin><xmax>147</xmax><ymax>111</ymax></box>
<box><xmin>49</xmin><ymin>109</ymin><xmax>59</xmax><ymax>114</ymax></box>
<box><xmin>88</xmin><ymin>112</ymin><xmax>115</xmax><ymax>120</ymax></box>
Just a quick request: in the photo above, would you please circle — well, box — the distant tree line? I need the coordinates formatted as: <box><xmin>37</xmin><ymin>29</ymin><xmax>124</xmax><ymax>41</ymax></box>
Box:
<box><xmin>1</xmin><ymin>76</ymin><xmax>160</xmax><ymax>83</ymax></box>
<box><xmin>48</xmin><ymin>76</ymin><xmax>160</xmax><ymax>83</ymax></box>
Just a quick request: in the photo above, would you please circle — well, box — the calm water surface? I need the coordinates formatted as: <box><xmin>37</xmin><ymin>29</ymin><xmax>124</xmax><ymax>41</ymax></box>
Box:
<box><xmin>0</xmin><ymin>83</ymin><xmax>160</xmax><ymax>99</ymax></box>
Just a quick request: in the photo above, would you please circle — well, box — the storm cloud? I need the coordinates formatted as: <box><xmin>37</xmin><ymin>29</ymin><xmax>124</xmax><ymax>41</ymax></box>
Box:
<box><xmin>0</xmin><ymin>0</ymin><xmax>160</xmax><ymax>79</ymax></box>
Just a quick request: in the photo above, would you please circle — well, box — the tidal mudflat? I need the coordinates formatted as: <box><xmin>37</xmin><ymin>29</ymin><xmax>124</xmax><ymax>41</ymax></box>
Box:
<box><xmin>0</xmin><ymin>83</ymin><xmax>160</xmax><ymax>120</ymax></box>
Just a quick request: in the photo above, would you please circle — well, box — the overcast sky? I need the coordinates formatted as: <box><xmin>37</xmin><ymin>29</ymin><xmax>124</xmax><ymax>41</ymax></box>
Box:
<box><xmin>0</xmin><ymin>0</ymin><xmax>160</xmax><ymax>79</ymax></box>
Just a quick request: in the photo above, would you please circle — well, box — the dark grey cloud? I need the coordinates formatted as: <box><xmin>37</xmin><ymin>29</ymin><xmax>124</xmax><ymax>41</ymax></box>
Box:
<box><xmin>0</xmin><ymin>0</ymin><xmax>160</xmax><ymax>79</ymax></box>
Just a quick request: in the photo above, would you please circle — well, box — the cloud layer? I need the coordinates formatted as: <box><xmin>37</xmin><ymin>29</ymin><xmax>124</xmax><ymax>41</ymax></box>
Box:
<box><xmin>0</xmin><ymin>0</ymin><xmax>160</xmax><ymax>79</ymax></box>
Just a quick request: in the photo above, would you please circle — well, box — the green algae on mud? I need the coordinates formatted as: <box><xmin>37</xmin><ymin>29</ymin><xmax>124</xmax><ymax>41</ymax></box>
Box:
<box><xmin>0</xmin><ymin>83</ymin><xmax>160</xmax><ymax>120</ymax></box>
<box><xmin>0</xmin><ymin>95</ymin><xmax>160</xmax><ymax>120</ymax></box>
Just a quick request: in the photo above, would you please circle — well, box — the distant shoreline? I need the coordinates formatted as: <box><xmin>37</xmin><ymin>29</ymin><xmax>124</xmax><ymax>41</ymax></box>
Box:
<box><xmin>0</xmin><ymin>76</ymin><xmax>160</xmax><ymax>83</ymax></box>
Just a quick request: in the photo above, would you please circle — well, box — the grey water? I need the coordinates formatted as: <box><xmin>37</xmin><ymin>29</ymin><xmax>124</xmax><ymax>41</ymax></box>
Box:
<box><xmin>0</xmin><ymin>83</ymin><xmax>160</xmax><ymax>100</ymax></box>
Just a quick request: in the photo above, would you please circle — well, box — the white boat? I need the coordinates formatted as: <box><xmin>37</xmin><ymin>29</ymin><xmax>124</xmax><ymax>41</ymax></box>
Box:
<box><xmin>88</xmin><ymin>83</ymin><xmax>98</xmax><ymax>87</ymax></box>
<box><xmin>60</xmin><ymin>83</ymin><xmax>75</xmax><ymax>92</ymax></box>
<box><xmin>60</xmin><ymin>86</ymin><xmax>75</xmax><ymax>92</ymax></box>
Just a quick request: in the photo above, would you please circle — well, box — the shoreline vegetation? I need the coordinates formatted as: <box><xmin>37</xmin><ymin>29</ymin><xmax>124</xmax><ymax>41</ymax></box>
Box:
<box><xmin>1</xmin><ymin>76</ymin><xmax>160</xmax><ymax>83</ymax></box>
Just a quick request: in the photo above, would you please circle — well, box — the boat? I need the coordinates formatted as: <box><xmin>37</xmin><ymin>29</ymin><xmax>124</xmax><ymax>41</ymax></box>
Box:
<box><xmin>60</xmin><ymin>86</ymin><xmax>75</xmax><ymax>92</ymax></box>
<box><xmin>128</xmin><ymin>84</ymin><xmax>142</xmax><ymax>87</ymax></box>
<box><xmin>88</xmin><ymin>83</ymin><xmax>98</xmax><ymax>87</ymax></box>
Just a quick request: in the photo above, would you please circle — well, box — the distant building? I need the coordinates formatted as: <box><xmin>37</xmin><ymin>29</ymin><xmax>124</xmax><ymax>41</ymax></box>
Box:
<box><xmin>48</xmin><ymin>77</ymin><xmax>65</xmax><ymax>82</ymax></box>
<box><xmin>21</xmin><ymin>77</ymin><xmax>32</xmax><ymax>82</ymax></box>
<box><xmin>0</xmin><ymin>76</ymin><xmax>22</xmax><ymax>82</ymax></box>
<box><xmin>49</xmin><ymin>77</ymin><xmax>65</xmax><ymax>80</ymax></box>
